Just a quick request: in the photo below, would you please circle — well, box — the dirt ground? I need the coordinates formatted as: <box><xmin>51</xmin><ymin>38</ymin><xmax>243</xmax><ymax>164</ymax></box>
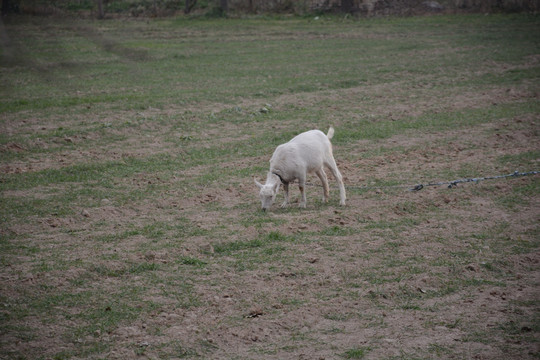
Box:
<box><xmin>171</xmin><ymin>104</ymin><xmax>540</xmax><ymax>359</ymax></box>
<box><xmin>1</xmin><ymin>19</ymin><xmax>539</xmax><ymax>360</ymax></box>
<box><xmin>2</xmin><ymin>88</ymin><xmax>539</xmax><ymax>360</ymax></box>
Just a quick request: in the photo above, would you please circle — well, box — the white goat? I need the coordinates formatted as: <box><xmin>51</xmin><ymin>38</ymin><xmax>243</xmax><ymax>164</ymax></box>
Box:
<box><xmin>255</xmin><ymin>127</ymin><xmax>346</xmax><ymax>211</ymax></box>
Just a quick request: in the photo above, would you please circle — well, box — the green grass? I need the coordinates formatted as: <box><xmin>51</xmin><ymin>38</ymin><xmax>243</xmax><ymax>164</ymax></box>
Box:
<box><xmin>1</xmin><ymin>13</ymin><xmax>539</xmax><ymax>360</ymax></box>
<box><xmin>342</xmin><ymin>346</ymin><xmax>371</xmax><ymax>359</ymax></box>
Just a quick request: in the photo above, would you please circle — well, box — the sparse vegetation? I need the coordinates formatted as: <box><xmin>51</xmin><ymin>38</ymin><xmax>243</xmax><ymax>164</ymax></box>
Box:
<box><xmin>1</xmin><ymin>13</ymin><xmax>539</xmax><ymax>359</ymax></box>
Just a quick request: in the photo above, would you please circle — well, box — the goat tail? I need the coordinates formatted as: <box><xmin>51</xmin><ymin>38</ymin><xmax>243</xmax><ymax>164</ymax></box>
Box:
<box><xmin>327</xmin><ymin>126</ymin><xmax>335</xmax><ymax>139</ymax></box>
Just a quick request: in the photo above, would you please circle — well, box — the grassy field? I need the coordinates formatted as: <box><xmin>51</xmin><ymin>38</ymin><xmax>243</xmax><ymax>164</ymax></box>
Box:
<box><xmin>1</xmin><ymin>13</ymin><xmax>539</xmax><ymax>359</ymax></box>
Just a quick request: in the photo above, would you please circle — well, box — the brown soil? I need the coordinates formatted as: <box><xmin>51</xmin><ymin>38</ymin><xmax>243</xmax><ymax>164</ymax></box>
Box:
<box><xmin>1</xmin><ymin>61</ymin><xmax>539</xmax><ymax>360</ymax></box>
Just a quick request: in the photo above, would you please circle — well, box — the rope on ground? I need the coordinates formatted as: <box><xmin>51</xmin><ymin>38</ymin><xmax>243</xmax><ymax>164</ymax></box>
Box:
<box><xmin>303</xmin><ymin>170</ymin><xmax>539</xmax><ymax>192</ymax></box>
<box><xmin>409</xmin><ymin>170</ymin><xmax>539</xmax><ymax>192</ymax></box>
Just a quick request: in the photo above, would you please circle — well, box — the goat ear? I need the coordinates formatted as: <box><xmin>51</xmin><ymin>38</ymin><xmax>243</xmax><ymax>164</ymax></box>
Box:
<box><xmin>272</xmin><ymin>181</ymin><xmax>280</xmax><ymax>193</ymax></box>
<box><xmin>254</xmin><ymin>178</ymin><xmax>263</xmax><ymax>189</ymax></box>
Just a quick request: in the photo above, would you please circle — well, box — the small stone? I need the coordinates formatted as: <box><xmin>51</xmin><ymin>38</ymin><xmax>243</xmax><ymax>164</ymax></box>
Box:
<box><xmin>246</xmin><ymin>307</ymin><xmax>264</xmax><ymax>318</ymax></box>
<box><xmin>466</xmin><ymin>264</ymin><xmax>478</xmax><ymax>272</ymax></box>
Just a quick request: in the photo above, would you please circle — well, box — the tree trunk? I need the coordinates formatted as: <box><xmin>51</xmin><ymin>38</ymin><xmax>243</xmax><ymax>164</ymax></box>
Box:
<box><xmin>342</xmin><ymin>0</ymin><xmax>354</xmax><ymax>13</ymax></box>
<box><xmin>97</xmin><ymin>0</ymin><xmax>104</xmax><ymax>19</ymax></box>
<box><xmin>185</xmin><ymin>0</ymin><xmax>197</xmax><ymax>14</ymax></box>
<box><xmin>1</xmin><ymin>0</ymin><xmax>10</xmax><ymax>15</ymax></box>
<box><xmin>220</xmin><ymin>0</ymin><xmax>228</xmax><ymax>13</ymax></box>
<box><xmin>2</xmin><ymin>0</ymin><xmax>20</xmax><ymax>14</ymax></box>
